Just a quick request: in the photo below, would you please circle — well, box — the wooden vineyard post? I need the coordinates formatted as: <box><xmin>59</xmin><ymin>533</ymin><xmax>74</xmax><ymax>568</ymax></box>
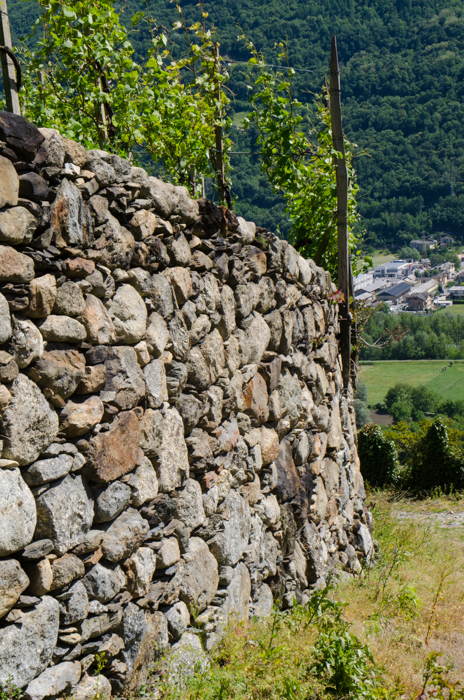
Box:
<box><xmin>330</xmin><ymin>35</ymin><xmax>351</xmax><ymax>390</ymax></box>
<box><xmin>214</xmin><ymin>44</ymin><xmax>230</xmax><ymax>208</ymax></box>
<box><xmin>0</xmin><ymin>0</ymin><xmax>20</xmax><ymax>115</ymax></box>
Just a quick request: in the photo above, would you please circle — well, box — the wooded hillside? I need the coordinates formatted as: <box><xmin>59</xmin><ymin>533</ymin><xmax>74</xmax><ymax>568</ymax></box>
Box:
<box><xmin>9</xmin><ymin>0</ymin><xmax>464</xmax><ymax>248</ymax></box>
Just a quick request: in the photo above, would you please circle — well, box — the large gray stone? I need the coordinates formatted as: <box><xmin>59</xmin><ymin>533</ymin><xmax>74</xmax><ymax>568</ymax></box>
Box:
<box><xmin>0</xmin><ymin>468</ymin><xmax>36</xmax><ymax>556</ymax></box>
<box><xmin>24</xmin><ymin>661</ymin><xmax>81</xmax><ymax>700</ymax></box>
<box><xmin>128</xmin><ymin>457</ymin><xmax>159</xmax><ymax>507</ymax></box>
<box><xmin>1</xmin><ymin>374</ymin><xmax>58</xmax><ymax>465</ymax></box>
<box><xmin>0</xmin><ymin>155</ymin><xmax>19</xmax><ymax>208</ymax></box>
<box><xmin>72</xmin><ymin>674</ymin><xmax>111</xmax><ymax>700</ymax></box>
<box><xmin>168</xmin><ymin>632</ymin><xmax>207</xmax><ymax>684</ymax></box>
<box><xmin>23</xmin><ymin>454</ymin><xmax>73</xmax><ymax>486</ymax></box>
<box><xmin>38</xmin><ymin>315</ymin><xmax>87</xmax><ymax>343</ymax></box>
<box><xmin>140</xmin><ymin>407</ymin><xmax>189</xmax><ymax>492</ymax></box>
<box><xmin>34</xmin><ymin>474</ymin><xmax>94</xmax><ymax>555</ymax></box>
<box><xmin>144</xmin><ymin>359</ymin><xmax>168</xmax><ymax>408</ymax></box>
<box><xmin>209</xmin><ymin>491</ymin><xmax>251</xmax><ymax>566</ymax></box>
<box><xmin>80</xmin><ymin>607</ymin><xmax>123</xmax><ymax>642</ymax></box>
<box><xmin>119</xmin><ymin>605</ymin><xmax>168</xmax><ymax>696</ymax></box>
<box><xmin>101</xmin><ymin>345</ymin><xmax>145</xmax><ymax>410</ymax></box>
<box><xmin>221</xmin><ymin>562</ymin><xmax>251</xmax><ymax>623</ymax></box>
<box><xmin>0</xmin><ymin>596</ymin><xmax>60</xmax><ymax>688</ymax></box>
<box><xmin>0</xmin><ymin>560</ymin><xmax>29</xmax><ymax>618</ymax></box>
<box><xmin>145</xmin><ymin>312</ymin><xmax>170</xmax><ymax>356</ymax></box>
<box><xmin>179</xmin><ymin>537</ymin><xmax>219</xmax><ymax>613</ymax></box>
<box><xmin>58</xmin><ymin>580</ymin><xmax>89</xmax><ymax>625</ymax></box>
<box><xmin>150</xmin><ymin>274</ymin><xmax>174</xmax><ymax>318</ymax></box>
<box><xmin>0</xmin><ymin>291</ymin><xmax>11</xmax><ymax>343</ymax></box>
<box><xmin>108</xmin><ymin>284</ymin><xmax>147</xmax><ymax>344</ymax></box>
<box><xmin>175</xmin><ymin>479</ymin><xmax>206</xmax><ymax>529</ymax></box>
<box><xmin>82</xmin><ymin>563</ymin><xmax>123</xmax><ymax>603</ymax></box>
<box><xmin>53</xmin><ymin>281</ymin><xmax>86</xmax><ymax>318</ymax></box>
<box><xmin>8</xmin><ymin>316</ymin><xmax>44</xmax><ymax>368</ymax></box>
<box><xmin>94</xmin><ymin>481</ymin><xmax>132</xmax><ymax>523</ymax></box>
<box><xmin>165</xmin><ymin>601</ymin><xmax>190</xmax><ymax>641</ymax></box>
<box><xmin>101</xmin><ymin>508</ymin><xmax>149</xmax><ymax>562</ymax></box>
<box><xmin>200</xmin><ymin>329</ymin><xmax>225</xmax><ymax>384</ymax></box>
<box><xmin>82</xmin><ymin>294</ymin><xmax>115</xmax><ymax>345</ymax></box>
<box><xmin>125</xmin><ymin>547</ymin><xmax>156</xmax><ymax>597</ymax></box>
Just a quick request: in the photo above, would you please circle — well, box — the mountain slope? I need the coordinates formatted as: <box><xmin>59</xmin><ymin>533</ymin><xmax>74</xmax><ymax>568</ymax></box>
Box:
<box><xmin>8</xmin><ymin>0</ymin><xmax>464</xmax><ymax>248</ymax></box>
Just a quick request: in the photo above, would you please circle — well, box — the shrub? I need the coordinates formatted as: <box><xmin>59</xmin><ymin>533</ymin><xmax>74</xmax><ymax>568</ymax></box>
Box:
<box><xmin>355</xmin><ymin>381</ymin><xmax>369</xmax><ymax>404</ymax></box>
<box><xmin>358</xmin><ymin>423</ymin><xmax>399</xmax><ymax>487</ymax></box>
<box><xmin>354</xmin><ymin>399</ymin><xmax>371</xmax><ymax>428</ymax></box>
<box><xmin>409</xmin><ymin>418</ymin><xmax>464</xmax><ymax>492</ymax></box>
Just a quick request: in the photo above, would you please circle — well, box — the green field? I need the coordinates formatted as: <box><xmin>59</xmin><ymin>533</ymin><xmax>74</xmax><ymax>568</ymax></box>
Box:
<box><xmin>436</xmin><ymin>304</ymin><xmax>464</xmax><ymax>316</ymax></box>
<box><xmin>359</xmin><ymin>361</ymin><xmax>464</xmax><ymax>405</ymax></box>
<box><xmin>370</xmin><ymin>250</ymin><xmax>396</xmax><ymax>267</ymax></box>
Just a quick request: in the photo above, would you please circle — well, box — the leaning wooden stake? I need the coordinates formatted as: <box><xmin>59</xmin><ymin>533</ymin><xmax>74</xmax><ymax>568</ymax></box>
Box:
<box><xmin>0</xmin><ymin>0</ymin><xmax>20</xmax><ymax>115</ymax></box>
<box><xmin>330</xmin><ymin>35</ymin><xmax>351</xmax><ymax>390</ymax></box>
<box><xmin>214</xmin><ymin>44</ymin><xmax>226</xmax><ymax>206</ymax></box>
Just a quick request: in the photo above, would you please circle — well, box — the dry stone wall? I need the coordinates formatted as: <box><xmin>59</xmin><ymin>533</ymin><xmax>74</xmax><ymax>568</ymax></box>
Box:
<box><xmin>0</xmin><ymin>112</ymin><xmax>372</xmax><ymax>698</ymax></box>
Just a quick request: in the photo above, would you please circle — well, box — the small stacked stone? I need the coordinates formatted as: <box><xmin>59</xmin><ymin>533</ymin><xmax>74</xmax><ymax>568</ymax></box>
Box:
<box><xmin>0</xmin><ymin>111</ymin><xmax>373</xmax><ymax>699</ymax></box>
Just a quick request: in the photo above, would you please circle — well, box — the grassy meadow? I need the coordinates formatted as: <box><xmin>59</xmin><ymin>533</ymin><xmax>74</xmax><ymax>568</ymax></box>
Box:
<box><xmin>150</xmin><ymin>492</ymin><xmax>464</xmax><ymax>700</ymax></box>
<box><xmin>359</xmin><ymin>360</ymin><xmax>464</xmax><ymax>405</ymax></box>
<box><xmin>370</xmin><ymin>250</ymin><xmax>396</xmax><ymax>267</ymax></box>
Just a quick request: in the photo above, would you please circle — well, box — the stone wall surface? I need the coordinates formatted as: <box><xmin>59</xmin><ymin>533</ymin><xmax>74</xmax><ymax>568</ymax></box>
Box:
<box><xmin>0</xmin><ymin>112</ymin><xmax>372</xmax><ymax>698</ymax></box>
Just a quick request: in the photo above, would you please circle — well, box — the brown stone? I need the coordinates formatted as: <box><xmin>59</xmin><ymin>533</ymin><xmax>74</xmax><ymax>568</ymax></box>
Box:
<box><xmin>0</xmin><ymin>245</ymin><xmax>34</xmax><ymax>283</ymax></box>
<box><xmin>50</xmin><ymin>553</ymin><xmax>85</xmax><ymax>590</ymax></box>
<box><xmin>163</xmin><ymin>267</ymin><xmax>193</xmax><ymax>305</ymax></box>
<box><xmin>60</xmin><ymin>395</ymin><xmax>104</xmax><ymax>437</ymax></box>
<box><xmin>130</xmin><ymin>210</ymin><xmax>157</xmax><ymax>240</ymax></box>
<box><xmin>0</xmin><ymin>560</ymin><xmax>29</xmax><ymax>618</ymax></box>
<box><xmin>26</xmin><ymin>274</ymin><xmax>57</xmax><ymax>318</ymax></box>
<box><xmin>75</xmin><ymin>365</ymin><xmax>107</xmax><ymax>394</ymax></box>
<box><xmin>24</xmin><ymin>558</ymin><xmax>53</xmax><ymax>596</ymax></box>
<box><xmin>86</xmin><ymin>410</ymin><xmax>140</xmax><ymax>484</ymax></box>
<box><xmin>191</xmin><ymin>250</ymin><xmax>213</xmax><ymax>271</ymax></box>
<box><xmin>259</xmin><ymin>427</ymin><xmax>280</xmax><ymax>466</ymax></box>
<box><xmin>243</xmin><ymin>245</ymin><xmax>267</xmax><ymax>277</ymax></box>
<box><xmin>64</xmin><ymin>257</ymin><xmax>95</xmax><ymax>278</ymax></box>
<box><xmin>29</xmin><ymin>347</ymin><xmax>86</xmax><ymax>400</ymax></box>
<box><xmin>82</xmin><ymin>294</ymin><xmax>115</xmax><ymax>345</ymax></box>
<box><xmin>0</xmin><ymin>359</ymin><xmax>18</xmax><ymax>382</ymax></box>
<box><xmin>242</xmin><ymin>373</ymin><xmax>269</xmax><ymax>423</ymax></box>
<box><xmin>63</xmin><ymin>138</ymin><xmax>87</xmax><ymax>167</ymax></box>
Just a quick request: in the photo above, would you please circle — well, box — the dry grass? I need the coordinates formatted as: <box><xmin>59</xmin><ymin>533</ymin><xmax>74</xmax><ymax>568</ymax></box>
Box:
<box><xmin>336</xmin><ymin>490</ymin><xmax>464</xmax><ymax>696</ymax></box>
<box><xmin>147</xmin><ymin>491</ymin><xmax>464</xmax><ymax>699</ymax></box>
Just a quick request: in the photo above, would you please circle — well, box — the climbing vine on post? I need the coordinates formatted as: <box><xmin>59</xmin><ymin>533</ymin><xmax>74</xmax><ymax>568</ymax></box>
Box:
<box><xmin>242</xmin><ymin>39</ymin><xmax>362</xmax><ymax>278</ymax></box>
<box><xmin>20</xmin><ymin>0</ymin><xmax>231</xmax><ymax>197</ymax></box>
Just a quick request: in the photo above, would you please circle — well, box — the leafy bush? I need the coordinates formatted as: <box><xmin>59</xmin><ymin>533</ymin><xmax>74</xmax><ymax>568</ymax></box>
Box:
<box><xmin>385</xmin><ymin>383</ymin><xmax>438</xmax><ymax>422</ymax></box>
<box><xmin>355</xmin><ymin>381</ymin><xmax>369</xmax><ymax>403</ymax></box>
<box><xmin>354</xmin><ymin>398</ymin><xmax>371</xmax><ymax>428</ymax></box>
<box><xmin>409</xmin><ymin>418</ymin><xmax>464</xmax><ymax>492</ymax></box>
<box><xmin>358</xmin><ymin>423</ymin><xmax>399</xmax><ymax>487</ymax></box>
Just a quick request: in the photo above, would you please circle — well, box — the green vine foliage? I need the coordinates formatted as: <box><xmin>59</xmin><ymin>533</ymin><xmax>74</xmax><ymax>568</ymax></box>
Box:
<box><xmin>243</xmin><ymin>40</ymin><xmax>363</xmax><ymax>278</ymax></box>
<box><xmin>357</xmin><ymin>423</ymin><xmax>399</xmax><ymax>488</ymax></box>
<box><xmin>20</xmin><ymin>0</ymin><xmax>230</xmax><ymax>196</ymax></box>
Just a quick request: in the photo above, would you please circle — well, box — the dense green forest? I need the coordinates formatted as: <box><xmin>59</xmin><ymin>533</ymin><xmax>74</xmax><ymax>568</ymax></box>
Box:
<box><xmin>361</xmin><ymin>307</ymin><xmax>464</xmax><ymax>360</ymax></box>
<box><xmin>8</xmin><ymin>0</ymin><xmax>464</xmax><ymax>246</ymax></box>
